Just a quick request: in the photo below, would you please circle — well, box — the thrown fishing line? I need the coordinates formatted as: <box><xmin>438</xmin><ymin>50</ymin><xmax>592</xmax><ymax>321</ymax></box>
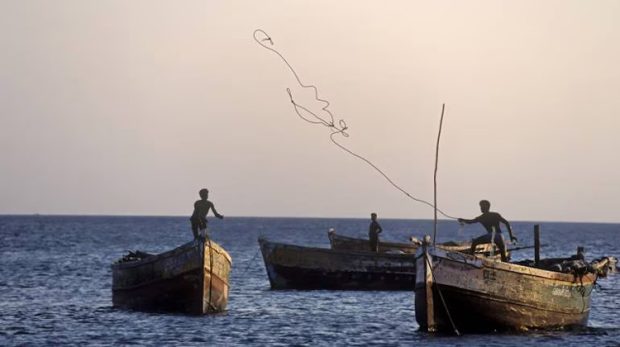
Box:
<box><xmin>253</xmin><ymin>29</ymin><xmax>456</xmax><ymax>220</ymax></box>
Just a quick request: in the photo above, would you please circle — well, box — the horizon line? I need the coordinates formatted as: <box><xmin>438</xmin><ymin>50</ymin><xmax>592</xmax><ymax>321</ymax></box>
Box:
<box><xmin>0</xmin><ymin>213</ymin><xmax>618</xmax><ymax>225</ymax></box>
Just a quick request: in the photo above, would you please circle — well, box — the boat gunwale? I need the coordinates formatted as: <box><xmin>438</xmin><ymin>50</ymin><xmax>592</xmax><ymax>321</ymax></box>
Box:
<box><xmin>426</xmin><ymin>246</ymin><xmax>597</xmax><ymax>284</ymax></box>
<box><xmin>259</xmin><ymin>237</ymin><xmax>418</xmax><ymax>261</ymax></box>
<box><xmin>329</xmin><ymin>231</ymin><xmax>476</xmax><ymax>252</ymax></box>
<box><xmin>112</xmin><ymin>239</ymin><xmax>232</xmax><ymax>270</ymax></box>
<box><xmin>329</xmin><ymin>232</ymin><xmax>419</xmax><ymax>249</ymax></box>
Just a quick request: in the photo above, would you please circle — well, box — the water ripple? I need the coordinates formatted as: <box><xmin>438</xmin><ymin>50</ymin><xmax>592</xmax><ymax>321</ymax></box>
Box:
<box><xmin>1</xmin><ymin>216</ymin><xmax>618</xmax><ymax>346</ymax></box>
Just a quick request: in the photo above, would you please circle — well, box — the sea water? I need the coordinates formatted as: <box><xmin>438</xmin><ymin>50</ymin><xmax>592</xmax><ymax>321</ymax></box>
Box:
<box><xmin>1</xmin><ymin>215</ymin><xmax>618</xmax><ymax>346</ymax></box>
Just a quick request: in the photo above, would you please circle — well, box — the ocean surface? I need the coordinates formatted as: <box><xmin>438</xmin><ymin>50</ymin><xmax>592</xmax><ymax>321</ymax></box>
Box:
<box><xmin>1</xmin><ymin>215</ymin><xmax>618</xmax><ymax>346</ymax></box>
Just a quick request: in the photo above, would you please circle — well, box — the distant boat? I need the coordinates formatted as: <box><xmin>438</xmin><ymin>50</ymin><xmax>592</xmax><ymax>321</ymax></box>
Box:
<box><xmin>328</xmin><ymin>230</ymin><xmax>419</xmax><ymax>253</ymax></box>
<box><xmin>414</xmin><ymin>238</ymin><xmax>606</xmax><ymax>333</ymax></box>
<box><xmin>328</xmin><ymin>229</ymin><xmax>494</xmax><ymax>255</ymax></box>
<box><xmin>112</xmin><ymin>238</ymin><xmax>232</xmax><ymax>314</ymax></box>
<box><xmin>258</xmin><ymin>237</ymin><xmax>416</xmax><ymax>290</ymax></box>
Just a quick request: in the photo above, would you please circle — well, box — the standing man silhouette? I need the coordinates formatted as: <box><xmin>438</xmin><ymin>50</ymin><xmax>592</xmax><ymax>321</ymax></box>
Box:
<box><xmin>458</xmin><ymin>200</ymin><xmax>517</xmax><ymax>262</ymax></box>
<box><xmin>368</xmin><ymin>212</ymin><xmax>383</xmax><ymax>252</ymax></box>
<box><xmin>190</xmin><ymin>188</ymin><xmax>224</xmax><ymax>240</ymax></box>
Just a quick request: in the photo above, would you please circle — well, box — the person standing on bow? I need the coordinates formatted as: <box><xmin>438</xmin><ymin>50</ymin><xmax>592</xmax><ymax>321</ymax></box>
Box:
<box><xmin>368</xmin><ymin>212</ymin><xmax>383</xmax><ymax>252</ymax></box>
<box><xmin>190</xmin><ymin>188</ymin><xmax>224</xmax><ymax>240</ymax></box>
<box><xmin>458</xmin><ymin>200</ymin><xmax>517</xmax><ymax>262</ymax></box>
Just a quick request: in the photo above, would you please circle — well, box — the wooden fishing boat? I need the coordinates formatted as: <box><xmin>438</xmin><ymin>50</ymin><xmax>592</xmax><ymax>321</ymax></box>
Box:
<box><xmin>112</xmin><ymin>237</ymin><xmax>232</xmax><ymax>314</ymax></box>
<box><xmin>328</xmin><ymin>229</ymin><xmax>493</xmax><ymax>254</ymax></box>
<box><xmin>259</xmin><ymin>237</ymin><xmax>416</xmax><ymax>290</ymax></box>
<box><xmin>415</xmin><ymin>236</ymin><xmax>601</xmax><ymax>333</ymax></box>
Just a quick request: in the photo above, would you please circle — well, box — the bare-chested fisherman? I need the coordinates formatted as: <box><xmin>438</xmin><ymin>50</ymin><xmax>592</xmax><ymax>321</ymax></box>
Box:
<box><xmin>190</xmin><ymin>188</ymin><xmax>224</xmax><ymax>239</ymax></box>
<box><xmin>458</xmin><ymin>200</ymin><xmax>517</xmax><ymax>262</ymax></box>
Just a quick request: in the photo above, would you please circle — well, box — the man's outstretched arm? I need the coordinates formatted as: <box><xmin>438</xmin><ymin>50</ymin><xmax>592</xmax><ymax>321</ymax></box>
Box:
<box><xmin>458</xmin><ymin>216</ymin><xmax>479</xmax><ymax>224</ymax></box>
<box><xmin>210</xmin><ymin>202</ymin><xmax>224</xmax><ymax>219</ymax></box>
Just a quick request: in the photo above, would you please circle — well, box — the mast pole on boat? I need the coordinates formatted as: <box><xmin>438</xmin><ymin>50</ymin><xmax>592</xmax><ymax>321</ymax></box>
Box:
<box><xmin>433</xmin><ymin>103</ymin><xmax>446</xmax><ymax>245</ymax></box>
<box><xmin>534</xmin><ymin>224</ymin><xmax>541</xmax><ymax>266</ymax></box>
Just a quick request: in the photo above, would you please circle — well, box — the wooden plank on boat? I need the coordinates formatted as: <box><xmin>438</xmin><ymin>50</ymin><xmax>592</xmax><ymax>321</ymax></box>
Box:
<box><xmin>111</xmin><ymin>238</ymin><xmax>232</xmax><ymax>315</ymax></box>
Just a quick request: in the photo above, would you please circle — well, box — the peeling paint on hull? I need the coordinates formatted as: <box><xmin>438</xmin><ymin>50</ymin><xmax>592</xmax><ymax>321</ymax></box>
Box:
<box><xmin>415</xmin><ymin>246</ymin><xmax>596</xmax><ymax>333</ymax></box>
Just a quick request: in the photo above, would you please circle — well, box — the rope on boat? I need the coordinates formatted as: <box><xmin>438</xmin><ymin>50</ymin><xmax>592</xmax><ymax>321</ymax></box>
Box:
<box><xmin>253</xmin><ymin>29</ymin><xmax>457</xmax><ymax>220</ymax></box>
<box><xmin>570</xmin><ymin>265</ymin><xmax>595</xmax><ymax>314</ymax></box>
<box><xmin>238</xmin><ymin>246</ymin><xmax>261</xmax><ymax>277</ymax></box>
<box><xmin>424</xmin><ymin>253</ymin><xmax>461</xmax><ymax>336</ymax></box>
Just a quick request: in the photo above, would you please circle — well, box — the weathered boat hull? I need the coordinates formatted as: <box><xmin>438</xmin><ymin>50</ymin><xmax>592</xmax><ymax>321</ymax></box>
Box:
<box><xmin>112</xmin><ymin>238</ymin><xmax>232</xmax><ymax>314</ymax></box>
<box><xmin>415</xmin><ymin>245</ymin><xmax>596</xmax><ymax>333</ymax></box>
<box><xmin>259</xmin><ymin>238</ymin><xmax>416</xmax><ymax>290</ymax></box>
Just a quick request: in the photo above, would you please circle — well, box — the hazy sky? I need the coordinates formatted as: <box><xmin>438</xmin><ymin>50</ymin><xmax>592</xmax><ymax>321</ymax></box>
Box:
<box><xmin>1</xmin><ymin>1</ymin><xmax>619</xmax><ymax>222</ymax></box>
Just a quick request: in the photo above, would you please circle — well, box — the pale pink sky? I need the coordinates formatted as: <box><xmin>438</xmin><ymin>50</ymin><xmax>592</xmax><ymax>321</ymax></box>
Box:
<box><xmin>1</xmin><ymin>1</ymin><xmax>619</xmax><ymax>222</ymax></box>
